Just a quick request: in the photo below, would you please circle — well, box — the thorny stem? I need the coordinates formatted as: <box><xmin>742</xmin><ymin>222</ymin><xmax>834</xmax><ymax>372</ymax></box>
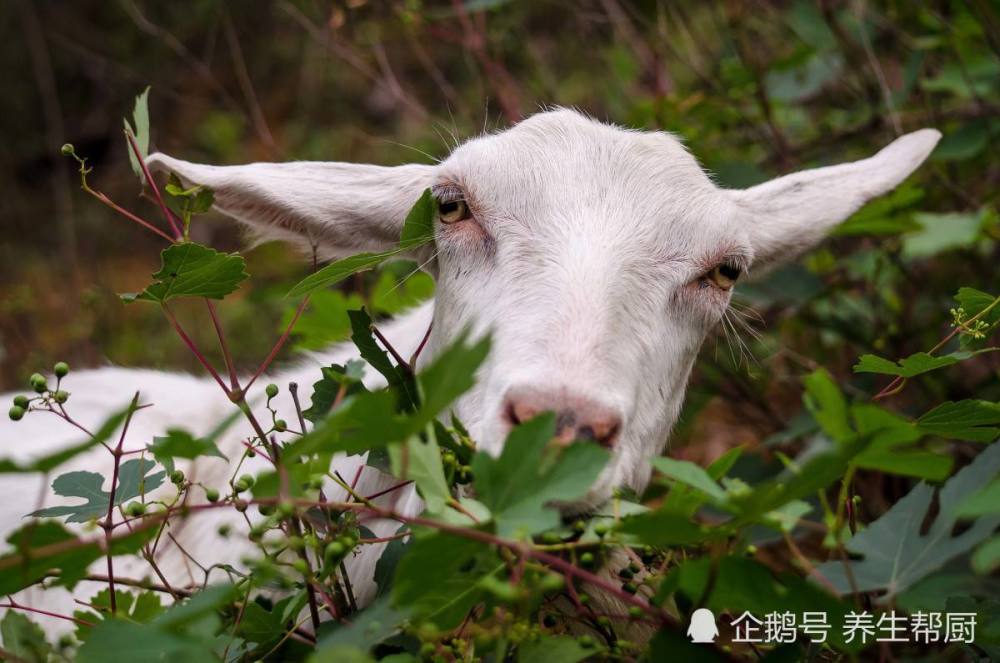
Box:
<box><xmin>103</xmin><ymin>392</ymin><xmax>142</xmax><ymax>615</ymax></box>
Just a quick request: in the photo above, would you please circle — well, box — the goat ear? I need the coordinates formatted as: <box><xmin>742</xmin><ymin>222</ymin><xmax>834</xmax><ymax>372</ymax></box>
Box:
<box><xmin>146</xmin><ymin>154</ymin><xmax>436</xmax><ymax>259</ymax></box>
<box><xmin>727</xmin><ymin>129</ymin><xmax>940</xmax><ymax>268</ymax></box>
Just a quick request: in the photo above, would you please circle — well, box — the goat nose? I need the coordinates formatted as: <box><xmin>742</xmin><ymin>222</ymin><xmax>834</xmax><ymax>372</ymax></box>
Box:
<box><xmin>502</xmin><ymin>387</ymin><xmax>622</xmax><ymax>449</ymax></box>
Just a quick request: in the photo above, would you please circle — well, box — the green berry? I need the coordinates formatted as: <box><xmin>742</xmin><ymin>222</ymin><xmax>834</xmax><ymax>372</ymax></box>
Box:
<box><xmin>258</xmin><ymin>504</ymin><xmax>275</xmax><ymax>516</ymax></box>
<box><xmin>274</xmin><ymin>419</ymin><xmax>287</xmax><ymax>432</ymax></box>
<box><xmin>60</xmin><ymin>143</ymin><xmax>74</xmax><ymax>156</ymax></box>
<box><xmin>288</xmin><ymin>536</ymin><xmax>304</xmax><ymax>551</ymax></box>
<box><xmin>205</xmin><ymin>487</ymin><xmax>220</xmax><ymax>503</ymax></box>
<box><xmin>579</xmin><ymin>552</ymin><xmax>596</xmax><ymax>569</ymax></box>
<box><xmin>246</xmin><ymin>449</ymin><xmax>256</xmax><ymax>458</ymax></box>
<box><xmin>628</xmin><ymin>606</ymin><xmax>644</xmax><ymax>619</ymax></box>
<box><xmin>618</xmin><ymin>568</ymin><xmax>634</xmax><ymax>580</ymax></box>
<box><xmin>622</xmin><ymin>581</ymin><xmax>637</xmax><ymax>594</ymax></box>
<box><xmin>628</xmin><ymin>562</ymin><xmax>640</xmax><ymax>574</ymax></box>
<box><xmin>304</xmin><ymin>534</ymin><xmax>320</xmax><ymax>551</ymax></box>
<box><xmin>233</xmin><ymin>479</ymin><xmax>249</xmax><ymax>493</ymax></box>
<box><xmin>541</xmin><ymin>531</ymin><xmax>561</xmax><ymax>544</ymax></box>
<box><xmin>8</xmin><ymin>405</ymin><xmax>25</xmax><ymax>421</ymax></box>
<box><xmin>53</xmin><ymin>390</ymin><xmax>69</xmax><ymax>404</ymax></box>
<box><xmin>238</xmin><ymin>473</ymin><xmax>256</xmax><ymax>488</ymax></box>
<box><xmin>278</xmin><ymin>500</ymin><xmax>295</xmax><ymax>517</ymax></box>
<box><xmin>341</xmin><ymin>534</ymin><xmax>358</xmax><ymax>549</ymax></box>
<box><xmin>265</xmin><ymin>383</ymin><xmax>279</xmax><ymax>399</ymax></box>
<box><xmin>578</xmin><ymin>635</ymin><xmax>595</xmax><ymax>648</ymax></box>
<box><xmin>292</xmin><ymin>559</ymin><xmax>309</xmax><ymax>575</ymax></box>
<box><xmin>217</xmin><ymin>524</ymin><xmax>231</xmax><ymax>537</ymax></box>
<box><xmin>325</xmin><ymin>541</ymin><xmax>346</xmax><ymax>559</ymax></box>
<box><xmin>13</xmin><ymin>395</ymin><xmax>29</xmax><ymax>408</ymax></box>
<box><xmin>170</xmin><ymin>470</ymin><xmax>185</xmax><ymax>485</ymax></box>
<box><xmin>539</xmin><ymin>572</ymin><xmax>563</xmax><ymax>592</ymax></box>
<box><xmin>596</xmin><ymin>616</ymin><xmax>612</xmax><ymax>627</ymax></box>
<box><xmin>579</xmin><ymin>593</ymin><xmax>591</xmax><ymax>605</ymax></box>
<box><xmin>572</xmin><ymin>519</ymin><xmax>586</xmax><ymax>533</ymax></box>
<box><xmin>593</xmin><ymin>521</ymin><xmax>610</xmax><ymax>538</ymax></box>
<box><xmin>54</xmin><ymin>362</ymin><xmax>69</xmax><ymax>378</ymax></box>
<box><xmin>29</xmin><ymin>373</ymin><xmax>47</xmax><ymax>394</ymax></box>
<box><xmin>249</xmin><ymin>527</ymin><xmax>265</xmax><ymax>542</ymax></box>
<box><xmin>126</xmin><ymin>502</ymin><xmax>146</xmax><ymax>517</ymax></box>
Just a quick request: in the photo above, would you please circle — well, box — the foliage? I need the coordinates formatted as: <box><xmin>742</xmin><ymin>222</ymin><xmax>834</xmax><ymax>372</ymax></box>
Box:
<box><xmin>2</xmin><ymin>2</ymin><xmax>1000</xmax><ymax>662</ymax></box>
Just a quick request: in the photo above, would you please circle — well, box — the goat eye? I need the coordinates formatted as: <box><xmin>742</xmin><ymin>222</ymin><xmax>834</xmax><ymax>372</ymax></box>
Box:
<box><xmin>706</xmin><ymin>264</ymin><xmax>741</xmax><ymax>290</ymax></box>
<box><xmin>438</xmin><ymin>199</ymin><xmax>471</xmax><ymax>224</ymax></box>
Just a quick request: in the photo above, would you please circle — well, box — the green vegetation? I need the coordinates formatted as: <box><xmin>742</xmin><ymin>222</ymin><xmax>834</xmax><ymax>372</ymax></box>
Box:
<box><xmin>2</xmin><ymin>1</ymin><xmax>999</xmax><ymax>661</ymax></box>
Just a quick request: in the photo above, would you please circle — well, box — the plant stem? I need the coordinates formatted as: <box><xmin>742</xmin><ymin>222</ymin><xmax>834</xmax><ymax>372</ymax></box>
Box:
<box><xmin>162</xmin><ymin>305</ymin><xmax>228</xmax><ymax>391</ymax></box>
<box><xmin>244</xmin><ymin>295</ymin><xmax>310</xmax><ymax>393</ymax></box>
<box><xmin>205</xmin><ymin>299</ymin><xmax>239</xmax><ymax>390</ymax></box>
<box><xmin>102</xmin><ymin>392</ymin><xmax>141</xmax><ymax>615</ymax></box>
<box><xmin>125</xmin><ymin>129</ymin><xmax>183</xmax><ymax>240</ymax></box>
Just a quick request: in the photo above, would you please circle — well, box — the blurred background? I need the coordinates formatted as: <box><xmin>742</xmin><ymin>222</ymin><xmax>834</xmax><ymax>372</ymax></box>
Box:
<box><xmin>1</xmin><ymin>0</ymin><xmax>997</xmax><ymax>464</ymax></box>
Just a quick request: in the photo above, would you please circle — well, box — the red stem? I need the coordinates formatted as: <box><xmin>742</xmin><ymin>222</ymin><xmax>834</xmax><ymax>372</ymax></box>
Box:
<box><xmin>244</xmin><ymin>295</ymin><xmax>310</xmax><ymax>392</ymax></box>
<box><xmin>0</xmin><ymin>602</ymin><xmax>94</xmax><ymax>627</ymax></box>
<box><xmin>89</xmin><ymin>189</ymin><xmax>175</xmax><ymax>242</ymax></box>
<box><xmin>125</xmin><ymin>130</ymin><xmax>183</xmax><ymax>240</ymax></box>
<box><xmin>205</xmin><ymin>299</ymin><xmax>239</xmax><ymax>389</ymax></box>
<box><xmin>103</xmin><ymin>393</ymin><xmax>141</xmax><ymax>615</ymax></box>
<box><xmin>163</xmin><ymin>305</ymin><xmax>228</xmax><ymax>391</ymax></box>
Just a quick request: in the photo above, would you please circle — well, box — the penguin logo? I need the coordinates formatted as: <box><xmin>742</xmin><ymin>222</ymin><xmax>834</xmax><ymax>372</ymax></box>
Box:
<box><xmin>687</xmin><ymin>608</ymin><xmax>719</xmax><ymax>643</ymax></box>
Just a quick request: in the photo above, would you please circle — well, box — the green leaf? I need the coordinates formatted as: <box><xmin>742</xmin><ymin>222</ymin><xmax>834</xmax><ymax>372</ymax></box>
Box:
<box><xmin>973</xmin><ymin>536</ymin><xmax>1000</xmax><ymax>575</ymax></box>
<box><xmin>854</xmin><ymin>349</ymin><xmax>997</xmax><ymax>377</ymax></box>
<box><xmin>0</xmin><ymin>406</ymin><xmax>131</xmax><ymax>474</ymax></box>
<box><xmin>315</xmin><ymin>597</ymin><xmax>409</xmax><ymax>654</ymax></box>
<box><xmin>0</xmin><ymin>522</ymin><xmax>153</xmax><ymax>595</ymax></box>
<box><xmin>373</xmin><ymin>525</ymin><xmax>411</xmax><ymax>599</ymax></box>
<box><xmin>619</xmin><ymin>508</ymin><xmax>723</xmax><ymax>547</ymax></box>
<box><xmin>517</xmin><ymin>636</ymin><xmax>601</xmax><ymax>662</ymax></box>
<box><xmin>285</xmin><ymin>290</ymin><xmax>364</xmax><ymax>351</ymax></box>
<box><xmin>398</xmin><ymin>189</ymin><xmax>435</xmax><ymax>248</ymax></box>
<box><xmin>802</xmin><ymin>368</ymin><xmax>852</xmax><ymax>442</ymax></box>
<box><xmin>471</xmin><ymin>414</ymin><xmax>610</xmax><ymax>539</ymax></box>
<box><xmin>958</xmin><ymin>479</ymin><xmax>1000</xmax><ymax>517</ymax></box>
<box><xmin>124</xmin><ymin>86</ymin><xmax>150</xmax><ymax>184</ymax></box>
<box><xmin>148</xmin><ymin>428</ymin><xmax>227</xmax><ymax>473</ymax></box>
<box><xmin>302</xmin><ymin>361</ymin><xmax>367</xmax><ymax>424</ymax></box>
<box><xmin>389</xmin><ymin>435</ymin><xmax>451</xmax><ymax>514</ymax></box>
<box><xmin>652</xmin><ymin>456</ymin><xmax>727</xmax><ymax>502</ymax></box>
<box><xmin>348</xmin><ymin>307</ymin><xmax>417</xmax><ymax>408</ymax></box>
<box><xmin>370</xmin><ymin>263</ymin><xmax>434</xmax><ymax>316</ymax></box>
<box><xmin>392</xmin><ymin>531</ymin><xmax>499</xmax><ymax>628</ymax></box>
<box><xmin>813</xmin><ymin>442</ymin><xmax>1000</xmax><ymax>598</ymax></box>
<box><xmin>286</xmin><ymin>189</ymin><xmax>436</xmax><ymax>298</ymax></box>
<box><xmin>917</xmin><ymin>399</ymin><xmax>1000</xmax><ymax>442</ymax></box>
<box><xmin>1</xmin><ymin>611</ymin><xmax>51</xmax><ymax>663</ymax></box>
<box><xmin>902</xmin><ymin>210</ymin><xmax>987</xmax><ymax>259</ymax></box>
<box><xmin>29</xmin><ymin>459</ymin><xmax>165</xmax><ymax>523</ymax></box>
<box><xmin>286</xmin><ymin>251</ymin><xmax>401</xmax><ymax>299</ymax></box>
<box><xmin>74</xmin><ymin>589</ymin><xmax>165</xmax><ymax>640</ymax></box>
<box><xmin>412</xmin><ymin>331</ymin><xmax>490</xmax><ymax>428</ymax></box>
<box><xmin>129</xmin><ymin>242</ymin><xmax>248</xmax><ymax>303</ymax></box>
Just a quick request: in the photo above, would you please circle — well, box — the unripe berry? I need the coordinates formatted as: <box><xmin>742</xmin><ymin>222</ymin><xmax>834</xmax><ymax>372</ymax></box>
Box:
<box><xmin>340</xmin><ymin>535</ymin><xmax>357</xmax><ymax>550</ymax></box>
<box><xmin>8</xmin><ymin>405</ymin><xmax>25</xmax><ymax>421</ymax></box>
<box><xmin>579</xmin><ymin>552</ymin><xmax>596</xmax><ymax>569</ymax></box>
<box><xmin>170</xmin><ymin>470</ymin><xmax>185</xmax><ymax>485</ymax></box>
<box><xmin>278</xmin><ymin>500</ymin><xmax>295</xmax><ymax>517</ymax></box>
<box><xmin>628</xmin><ymin>606</ymin><xmax>644</xmax><ymax>619</ymax></box>
<box><xmin>265</xmin><ymin>383</ymin><xmax>279</xmax><ymax>399</ymax></box>
<box><xmin>54</xmin><ymin>362</ymin><xmax>69</xmax><ymax>378</ymax></box>
<box><xmin>622</xmin><ymin>581</ymin><xmax>637</xmax><ymax>594</ymax></box>
<box><xmin>249</xmin><ymin>527</ymin><xmax>265</xmax><ymax>542</ymax></box>
<box><xmin>217</xmin><ymin>524</ymin><xmax>231</xmax><ymax>537</ymax></box>
<box><xmin>292</xmin><ymin>559</ymin><xmax>308</xmax><ymax>575</ymax></box>
<box><xmin>593</xmin><ymin>521</ymin><xmax>610</xmax><ymax>538</ymax></box>
<box><xmin>325</xmin><ymin>541</ymin><xmax>346</xmax><ymax>559</ymax></box>
<box><xmin>205</xmin><ymin>487</ymin><xmax>220</xmax><ymax>503</ymax></box>
<box><xmin>60</xmin><ymin>143</ymin><xmax>74</xmax><ymax>156</ymax></box>
<box><xmin>618</xmin><ymin>568</ymin><xmax>634</xmax><ymax>580</ymax></box>
<box><xmin>53</xmin><ymin>390</ymin><xmax>69</xmax><ymax>404</ymax></box>
<box><xmin>233</xmin><ymin>499</ymin><xmax>248</xmax><ymax>512</ymax></box>
<box><xmin>126</xmin><ymin>502</ymin><xmax>146</xmax><ymax>517</ymax></box>
<box><xmin>258</xmin><ymin>504</ymin><xmax>275</xmax><ymax>516</ymax></box>
<box><xmin>233</xmin><ymin>479</ymin><xmax>249</xmax><ymax>494</ymax></box>
<box><xmin>29</xmin><ymin>373</ymin><xmax>47</xmax><ymax>394</ymax></box>
<box><xmin>274</xmin><ymin>419</ymin><xmax>287</xmax><ymax>433</ymax></box>
<box><xmin>578</xmin><ymin>635</ymin><xmax>595</xmax><ymax>648</ymax></box>
<box><xmin>541</xmin><ymin>531</ymin><xmax>561</xmax><ymax>544</ymax></box>
<box><xmin>288</xmin><ymin>536</ymin><xmax>304</xmax><ymax>551</ymax></box>
<box><xmin>539</xmin><ymin>572</ymin><xmax>563</xmax><ymax>592</ymax></box>
<box><xmin>13</xmin><ymin>395</ymin><xmax>29</xmax><ymax>408</ymax></box>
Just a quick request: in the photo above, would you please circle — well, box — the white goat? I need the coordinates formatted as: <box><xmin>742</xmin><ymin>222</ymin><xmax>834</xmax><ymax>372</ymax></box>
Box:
<box><xmin>0</xmin><ymin>109</ymin><xmax>939</xmax><ymax>631</ymax></box>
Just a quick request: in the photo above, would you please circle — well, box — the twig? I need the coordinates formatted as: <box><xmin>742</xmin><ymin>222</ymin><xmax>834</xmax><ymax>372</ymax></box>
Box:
<box><xmin>125</xmin><ymin>129</ymin><xmax>182</xmax><ymax>239</ymax></box>
<box><xmin>205</xmin><ymin>299</ymin><xmax>239</xmax><ymax>390</ymax></box>
<box><xmin>0</xmin><ymin>600</ymin><xmax>93</xmax><ymax>627</ymax></box>
<box><xmin>103</xmin><ymin>392</ymin><xmax>141</xmax><ymax>614</ymax></box>
<box><xmin>162</xmin><ymin>305</ymin><xmax>228</xmax><ymax>391</ymax></box>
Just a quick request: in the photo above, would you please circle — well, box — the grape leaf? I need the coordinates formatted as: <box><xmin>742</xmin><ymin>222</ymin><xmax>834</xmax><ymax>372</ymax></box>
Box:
<box><xmin>147</xmin><ymin>428</ymin><xmax>228</xmax><ymax>474</ymax></box>
<box><xmin>854</xmin><ymin>349</ymin><xmax>997</xmax><ymax>377</ymax></box>
<box><xmin>1</xmin><ymin>610</ymin><xmax>51</xmax><ymax>663</ymax></box>
<box><xmin>125</xmin><ymin>242</ymin><xmax>248</xmax><ymax>303</ymax></box>
<box><xmin>471</xmin><ymin>414</ymin><xmax>610</xmax><ymax>538</ymax></box>
<box><xmin>917</xmin><ymin>399</ymin><xmax>1000</xmax><ymax>442</ymax></box>
<box><xmin>29</xmin><ymin>459</ymin><xmax>165</xmax><ymax>523</ymax></box>
<box><xmin>123</xmin><ymin>86</ymin><xmax>150</xmax><ymax>184</ymax></box>
<box><xmin>813</xmin><ymin>442</ymin><xmax>1000</xmax><ymax>599</ymax></box>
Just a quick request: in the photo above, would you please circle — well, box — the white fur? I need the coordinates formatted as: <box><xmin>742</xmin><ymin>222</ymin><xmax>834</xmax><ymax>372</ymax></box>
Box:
<box><xmin>0</xmin><ymin>110</ymin><xmax>939</xmax><ymax>631</ymax></box>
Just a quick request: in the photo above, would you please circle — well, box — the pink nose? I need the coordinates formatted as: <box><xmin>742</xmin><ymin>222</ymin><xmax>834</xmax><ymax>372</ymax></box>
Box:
<box><xmin>501</xmin><ymin>386</ymin><xmax>622</xmax><ymax>449</ymax></box>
